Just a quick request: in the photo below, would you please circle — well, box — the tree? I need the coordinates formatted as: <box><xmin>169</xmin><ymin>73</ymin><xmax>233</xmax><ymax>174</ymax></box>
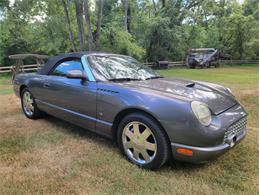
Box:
<box><xmin>123</xmin><ymin>0</ymin><xmax>129</xmax><ymax>32</ymax></box>
<box><xmin>83</xmin><ymin>0</ymin><xmax>94</xmax><ymax>50</ymax></box>
<box><xmin>75</xmin><ymin>0</ymin><xmax>85</xmax><ymax>51</ymax></box>
<box><xmin>0</xmin><ymin>0</ymin><xmax>258</xmax><ymax>66</ymax></box>
<box><xmin>61</xmin><ymin>0</ymin><xmax>76</xmax><ymax>52</ymax></box>
<box><xmin>93</xmin><ymin>0</ymin><xmax>104</xmax><ymax>48</ymax></box>
<box><xmin>151</xmin><ymin>0</ymin><xmax>157</xmax><ymax>12</ymax></box>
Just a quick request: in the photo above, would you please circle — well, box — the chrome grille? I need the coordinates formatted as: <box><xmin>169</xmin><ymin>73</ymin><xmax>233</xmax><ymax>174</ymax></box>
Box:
<box><xmin>223</xmin><ymin>117</ymin><xmax>247</xmax><ymax>143</ymax></box>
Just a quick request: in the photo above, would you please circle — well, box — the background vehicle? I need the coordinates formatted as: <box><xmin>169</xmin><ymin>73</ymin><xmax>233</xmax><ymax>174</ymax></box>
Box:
<box><xmin>186</xmin><ymin>48</ymin><xmax>225</xmax><ymax>68</ymax></box>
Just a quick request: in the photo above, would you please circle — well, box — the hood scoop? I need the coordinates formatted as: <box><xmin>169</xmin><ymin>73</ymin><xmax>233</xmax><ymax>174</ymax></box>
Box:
<box><xmin>186</xmin><ymin>82</ymin><xmax>195</xmax><ymax>88</ymax></box>
<box><xmin>121</xmin><ymin>77</ymin><xmax>237</xmax><ymax>115</ymax></box>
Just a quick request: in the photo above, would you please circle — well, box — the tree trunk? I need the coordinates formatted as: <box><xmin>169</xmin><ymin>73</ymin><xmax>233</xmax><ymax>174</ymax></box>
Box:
<box><xmin>83</xmin><ymin>0</ymin><xmax>94</xmax><ymax>50</ymax></box>
<box><xmin>161</xmin><ymin>0</ymin><xmax>166</xmax><ymax>8</ymax></box>
<box><xmin>61</xmin><ymin>0</ymin><xmax>77</xmax><ymax>52</ymax></box>
<box><xmin>152</xmin><ymin>0</ymin><xmax>157</xmax><ymax>12</ymax></box>
<box><xmin>127</xmin><ymin>4</ymin><xmax>131</xmax><ymax>32</ymax></box>
<box><xmin>124</xmin><ymin>0</ymin><xmax>128</xmax><ymax>32</ymax></box>
<box><xmin>123</xmin><ymin>0</ymin><xmax>131</xmax><ymax>32</ymax></box>
<box><xmin>94</xmin><ymin>0</ymin><xmax>104</xmax><ymax>48</ymax></box>
<box><xmin>75</xmin><ymin>0</ymin><xmax>85</xmax><ymax>51</ymax></box>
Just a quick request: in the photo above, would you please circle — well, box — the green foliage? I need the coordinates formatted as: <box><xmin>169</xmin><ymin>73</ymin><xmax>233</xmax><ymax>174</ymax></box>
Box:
<box><xmin>209</xmin><ymin>0</ymin><xmax>258</xmax><ymax>60</ymax></box>
<box><xmin>111</xmin><ymin>31</ymin><xmax>145</xmax><ymax>60</ymax></box>
<box><xmin>145</xmin><ymin>16</ymin><xmax>173</xmax><ymax>61</ymax></box>
<box><xmin>0</xmin><ymin>0</ymin><xmax>258</xmax><ymax>66</ymax></box>
<box><xmin>100</xmin><ymin>26</ymin><xmax>145</xmax><ymax>60</ymax></box>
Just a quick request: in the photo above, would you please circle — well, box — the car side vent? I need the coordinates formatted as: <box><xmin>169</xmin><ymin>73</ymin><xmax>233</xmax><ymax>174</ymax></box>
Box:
<box><xmin>97</xmin><ymin>88</ymin><xmax>119</xmax><ymax>94</ymax></box>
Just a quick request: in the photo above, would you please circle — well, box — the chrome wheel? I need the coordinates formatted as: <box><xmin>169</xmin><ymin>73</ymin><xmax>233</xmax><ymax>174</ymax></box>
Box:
<box><xmin>122</xmin><ymin>121</ymin><xmax>157</xmax><ymax>164</ymax></box>
<box><xmin>22</xmin><ymin>91</ymin><xmax>34</xmax><ymax>116</ymax></box>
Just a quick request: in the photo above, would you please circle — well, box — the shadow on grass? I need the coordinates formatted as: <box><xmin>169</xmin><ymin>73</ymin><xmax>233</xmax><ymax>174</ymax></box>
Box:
<box><xmin>166</xmin><ymin>159</ymin><xmax>207</xmax><ymax>172</ymax></box>
<box><xmin>41</xmin><ymin>115</ymin><xmax>116</xmax><ymax>147</ymax></box>
<box><xmin>41</xmin><ymin>115</ymin><xmax>206</xmax><ymax>172</ymax></box>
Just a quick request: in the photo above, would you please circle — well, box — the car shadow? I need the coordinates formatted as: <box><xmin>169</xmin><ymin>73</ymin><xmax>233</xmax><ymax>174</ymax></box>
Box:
<box><xmin>41</xmin><ymin>115</ymin><xmax>206</xmax><ymax>171</ymax></box>
<box><xmin>42</xmin><ymin>115</ymin><xmax>117</xmax><ymax>148</ymax></box>
<box><xmin>164</xmin><ymin>159</ymin><xmax>207</xmax><ymax>172</ymax></box>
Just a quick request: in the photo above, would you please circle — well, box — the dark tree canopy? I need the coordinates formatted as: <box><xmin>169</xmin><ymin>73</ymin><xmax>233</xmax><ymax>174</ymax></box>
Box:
<box><xmin>0</xmin><ymin>0</ymin><xmax>258</xmax><ymax>66</ymax></box>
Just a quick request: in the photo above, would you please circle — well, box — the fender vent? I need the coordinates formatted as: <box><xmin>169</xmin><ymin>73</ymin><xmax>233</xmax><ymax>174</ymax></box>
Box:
<box><xmin>97</xmin><ymin>88</ymin><xmax>119</xmax><ymax>94</ymax></box>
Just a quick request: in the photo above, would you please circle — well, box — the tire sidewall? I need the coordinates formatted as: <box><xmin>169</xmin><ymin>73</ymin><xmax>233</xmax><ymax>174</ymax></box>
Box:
<box><xmin>117</xmin><ymin>113</ymin><xmax>169</xmax><ymax>170</ymax></box>
<box><xmin>21</xmin><ymin>88</ymin><xmax>38</xmax><ymax>119</ymax></box>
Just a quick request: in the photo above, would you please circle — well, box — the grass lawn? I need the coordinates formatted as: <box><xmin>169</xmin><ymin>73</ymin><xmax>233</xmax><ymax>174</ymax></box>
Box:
<box><xmin>0</xmin><ymin>66</ymin><xmax>258</xmax><ymax>194</ymax></box>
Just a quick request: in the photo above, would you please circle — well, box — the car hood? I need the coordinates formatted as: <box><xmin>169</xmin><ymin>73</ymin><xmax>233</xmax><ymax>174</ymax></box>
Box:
<box><xmin>120</xmin><ymin>77</ymin><xmax>237</xmax><ymax>115</ymax></box>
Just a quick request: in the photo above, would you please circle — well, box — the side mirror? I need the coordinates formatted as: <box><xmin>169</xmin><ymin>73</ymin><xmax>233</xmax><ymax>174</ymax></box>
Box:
<box><xmin>66</xmin><ymin>70</ymin><xmax>88</xmax><ymax>80</ymax></box>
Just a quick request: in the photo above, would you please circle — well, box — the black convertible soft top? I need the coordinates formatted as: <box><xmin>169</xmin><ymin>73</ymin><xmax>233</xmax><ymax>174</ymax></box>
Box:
<box><xmin>38</xmin><ymin>51</ymin><xmax>106</xmax><ymax>75</ymax></box>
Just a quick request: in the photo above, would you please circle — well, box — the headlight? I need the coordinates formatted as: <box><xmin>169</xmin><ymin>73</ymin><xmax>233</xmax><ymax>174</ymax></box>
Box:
<box><xmin>191</xmin><ymin>101</ymin><xmax>212</xmax><ymax>126</ymax></box>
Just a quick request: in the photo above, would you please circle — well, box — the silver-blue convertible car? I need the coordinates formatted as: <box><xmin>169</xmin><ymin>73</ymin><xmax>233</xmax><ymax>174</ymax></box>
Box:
<box><xmin>13</xmin><ymin>52</ymin><xmax>247</xmax><ymax>170</ymax></box>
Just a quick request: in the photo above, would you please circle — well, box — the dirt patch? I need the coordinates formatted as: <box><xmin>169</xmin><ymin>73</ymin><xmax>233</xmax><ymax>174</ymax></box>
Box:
<box><xmin>0</xmin><ymin>94</ymin><xmax>21</xmax><ymax>116</ymax></box>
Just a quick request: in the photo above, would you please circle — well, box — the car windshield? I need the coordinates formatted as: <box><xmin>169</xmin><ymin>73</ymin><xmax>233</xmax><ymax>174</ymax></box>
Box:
<box><xmin>87</xmin><ymin>55</ymin><xmax>160</xmax><ymax>81</ymax></box>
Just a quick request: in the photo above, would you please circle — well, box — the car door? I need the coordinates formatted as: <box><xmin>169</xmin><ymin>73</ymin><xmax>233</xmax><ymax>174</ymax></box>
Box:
<box><xmin>39</xmin><ymin>58</ymin><xmax>97</xmax><ymax>131</ymax></box>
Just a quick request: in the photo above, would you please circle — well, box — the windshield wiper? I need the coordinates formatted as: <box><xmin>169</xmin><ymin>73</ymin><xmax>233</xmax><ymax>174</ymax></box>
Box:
<box><xmin>108</xmin><ymin>78</ymin><xmax>141</xmax><ymax>82</ymax></box>
<box><xmin>145</xmin><ymin>76</ymin><xmax>164</xmax><ymax>80</ymax></box>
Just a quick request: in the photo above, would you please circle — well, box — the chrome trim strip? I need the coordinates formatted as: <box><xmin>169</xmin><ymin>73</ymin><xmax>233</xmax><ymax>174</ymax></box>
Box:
<box><xmin>36</xmin><ymin>99</ymin><xmax>112</xmax><ymax>127</ymax></box>
<box><xmin>81</xmin><ymin>56</ymin><xmax>95</xmax><ymax>82</ymax></box>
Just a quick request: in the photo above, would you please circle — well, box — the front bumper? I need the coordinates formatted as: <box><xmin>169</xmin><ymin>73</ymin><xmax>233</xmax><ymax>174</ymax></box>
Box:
<box><xmin>171</xmin><ymin>129</ymin><xmax>246</xmax><ymax>163</ymax></box>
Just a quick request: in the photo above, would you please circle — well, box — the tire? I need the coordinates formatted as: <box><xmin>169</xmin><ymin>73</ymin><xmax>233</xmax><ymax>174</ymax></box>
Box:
<box><xmin>21</xmin><ymin>88</ymin><xmax>44</xmax><ymax>119</ymax></box>
<box><xmin>189</xmin><ymin>65</ymin><xmax>195</xmax><ymax>69</ymax></box>
<box><xmin>117</xmin><ymin>113</ymin><xmax>170</xmax><ymax>170</ymax></box>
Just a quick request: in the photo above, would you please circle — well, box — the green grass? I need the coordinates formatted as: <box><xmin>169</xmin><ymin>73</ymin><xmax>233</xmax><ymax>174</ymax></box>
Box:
<box><xmin>223</xmin><ymin>63</ymin><xmax>259</xmax><ymax>67</ymax></box>
<box><xmin>0</xmin><ymin>131</ymin><xmax>67</xmax><ymax>161</ymax></box>
<box><xmin>159</xmin><ymin>66</ymin><xmax>258</xmax><ymax>84</ymax></box>
<box><xmin>0</xmin><ymin>89</ymin><xmax>13</xmax><ymax>95</ymax></box>
<box><xmin>0</xmin><ymin>66</ymin><xmax>258</xmax><ymax>194</ymax></box>
<box><xmin>0</xmin><ymin>74</ymin><xmax>12</xmax><ymax>94</ymax></box>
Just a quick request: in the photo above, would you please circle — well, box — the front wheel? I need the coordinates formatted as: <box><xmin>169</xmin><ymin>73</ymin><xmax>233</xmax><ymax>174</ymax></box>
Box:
<box><xmin>21</xmin><ymin>88</ymin><xmax>44</xmax><ymax>119</ymax></box>
<box><xmin>117</xmin><ymin>113</ymin><xmax>170</xmax><ymax>170</ymax></box>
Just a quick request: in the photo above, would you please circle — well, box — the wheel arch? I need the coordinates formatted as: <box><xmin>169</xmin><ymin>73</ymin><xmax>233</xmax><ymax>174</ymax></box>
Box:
<box><xmin>112</xmin><ymin>107</ymin><xmax>171</xmax><ymax>144</ymax></box>
<box><xmin>20</xmin><ymin>85</ymin><xmax>27</xmax><ymax>97</ymax></box>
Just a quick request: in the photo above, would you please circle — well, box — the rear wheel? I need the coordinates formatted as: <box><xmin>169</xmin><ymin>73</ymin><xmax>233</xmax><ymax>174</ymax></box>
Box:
<box><xmin>21</xmin><ymin>88</ymin><xmax>44</xmax><ymax>119</ymax></box>
<box><xmin>215</xmin><ymin>62</ymin><xmax>220</xmax><ymax>68</ymax></box>
<box><xmin>117</xmin><ymin>113</ymin><xmax>170</xmax><ymax>170</ymax></box>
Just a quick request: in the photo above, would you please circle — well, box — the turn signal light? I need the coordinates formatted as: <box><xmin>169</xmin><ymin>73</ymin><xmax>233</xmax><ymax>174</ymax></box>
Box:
<box><xmin>177</xmin><ymin>148</ymin><xmax>193</xmax><ymax>156</ymax></box>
